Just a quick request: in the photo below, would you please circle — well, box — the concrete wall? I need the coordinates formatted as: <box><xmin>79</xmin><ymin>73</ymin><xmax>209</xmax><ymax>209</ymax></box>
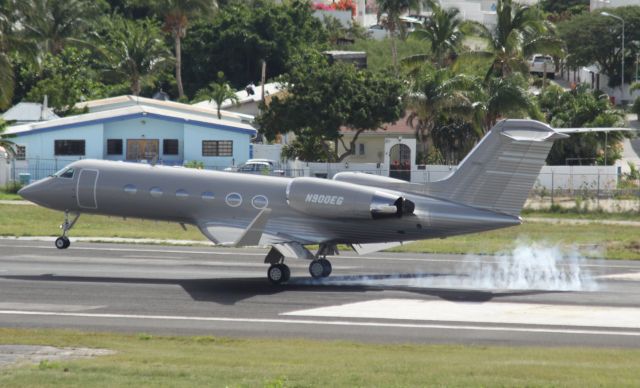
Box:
<box><xmin>13</xmin><ymin>123</ymin><xmax>104</xmax><ymax>161</ymax></box>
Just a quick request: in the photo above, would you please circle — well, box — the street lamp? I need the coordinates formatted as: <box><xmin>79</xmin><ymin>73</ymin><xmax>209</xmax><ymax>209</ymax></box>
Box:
<box><xmin>601</xmin><ymin>12</ymin><xmax>625</xmax><ymax>103</ymax></box>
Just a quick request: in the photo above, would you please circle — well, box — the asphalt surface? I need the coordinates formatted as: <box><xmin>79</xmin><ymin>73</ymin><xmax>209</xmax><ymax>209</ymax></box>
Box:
<box><xmin>0</xmin><ymin>239</ymin><xmax>639</xmax><ymax>347</ymax></box>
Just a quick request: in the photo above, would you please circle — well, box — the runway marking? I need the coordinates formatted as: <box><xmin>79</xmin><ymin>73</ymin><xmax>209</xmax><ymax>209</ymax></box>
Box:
<box><xmin>284</xmin><ymin>299</ymin><xmax>640</xmax><ymax>330</ymax></box>
<box><xmin>0</xmin><ymin>303</ymin><xmax>104</xmax><ymax>312</ymax></box>
<box><xmin>1</xmin><ymin>243</ymin><xmax>638</xmax><ymax>269</ymax></box>
<box><xmin>0</xmin><ymin>310</ymin><xmax>638</xmax><ymax>337</ymax></box>
<box><xmin>598</xmin><ymin>272</ymin><xmax>640</xmax><ymax>281</ymax></box>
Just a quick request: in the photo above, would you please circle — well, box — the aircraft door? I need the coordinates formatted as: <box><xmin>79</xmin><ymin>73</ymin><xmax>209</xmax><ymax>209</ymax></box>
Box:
<box><xmin>76</xmin><ymin>169</ymin><xmax>99</xmax><ymax>209</ymax></box>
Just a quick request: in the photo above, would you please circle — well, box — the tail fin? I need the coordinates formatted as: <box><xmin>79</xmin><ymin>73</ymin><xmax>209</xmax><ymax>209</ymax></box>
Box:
<box><xmin>427</xmin><ymin>119</ymin><xmax>567</xmax><ymax>216</ymax></box>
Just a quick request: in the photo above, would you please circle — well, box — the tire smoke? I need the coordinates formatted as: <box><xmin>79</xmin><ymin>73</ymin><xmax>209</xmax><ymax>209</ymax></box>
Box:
<box><xmin>453</xmin><ymin>241</ymin><xmax>600</xmax><ymax>291</ymax></box>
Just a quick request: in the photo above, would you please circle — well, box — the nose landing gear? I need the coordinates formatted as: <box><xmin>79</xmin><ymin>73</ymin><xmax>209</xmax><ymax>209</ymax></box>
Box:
<box><xmin>55</xmin><ymin>211</ymin><xmax>80</xmax><ymax>249</ymax></box>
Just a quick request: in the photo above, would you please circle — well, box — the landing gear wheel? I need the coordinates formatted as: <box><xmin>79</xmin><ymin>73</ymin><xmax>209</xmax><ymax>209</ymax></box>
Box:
<box><xmin>267</xmin><ymin>264</ymin><xmax>290</xmax><ymax>285</ymax></box>
<box><xmin>55</xmin><ymin>236</ymin><xmax>70</xmax><ymax>249</ymax></box>
<box><xmin>319</xmin><ymin>258</ymin><xmax>332</xmax><ymax>277</ymax></box>
<box><xmin>309</xmin><ymin>259</ymin><xmax>331</xmax><ymax>279</ymax></box>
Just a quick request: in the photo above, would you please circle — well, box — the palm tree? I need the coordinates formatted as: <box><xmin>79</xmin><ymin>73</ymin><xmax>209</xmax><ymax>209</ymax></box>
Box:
<box><xmin>154</xmin><ymin>0</ymin><xmax>217</xmax><ymax>99</ymax></box>
<box><xmin>376</xmin><ymin>0</ymin><xmax>428</xmax><ymax>72</ymax></box>
<box><xmin>194</xmin><ymin>81</ymin><xmax>239</xmax><ymax>119</ymax></box>
<box><xmin>466</xmin><ymin>0</ymin><xmax>562</xmax><ymax>80</ymax></box>
<box><xmin>101</xmin><ymin>17</ymin><xmax>173</xmax><ymax>96</ymax></box>
<box><xmin>407</xmin><ymin>67</ymin><xmax>484</xmax><ymax>158</ymax></box>
<box><xmin>480</xmin><ymin>75</ymin><xmax>536</xmax><ymax>130</ymax></box>
<box><xmin>18</xmin><ymin>0</ymin><xmax>100</xmax><ymax>57</ymax></box>
<box><xmin>404</xmin><ymin>4</ymin><xmax>464</xmax><ymax>68</ymax></box>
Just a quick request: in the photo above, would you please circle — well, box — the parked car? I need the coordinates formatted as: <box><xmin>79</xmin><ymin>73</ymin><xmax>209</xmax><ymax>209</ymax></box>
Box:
<box><xmin>528</xmin><ymin>54</ymin><xmax>555</xmax><ymax>79</ymax></box>
<box><xmin>224</xmin><ymin>159</ymin><xmax>285</xmax><ymax>176</ymax></box>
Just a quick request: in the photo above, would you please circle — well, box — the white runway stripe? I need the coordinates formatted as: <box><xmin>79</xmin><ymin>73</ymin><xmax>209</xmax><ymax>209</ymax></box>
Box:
<box><xmin>0</xmin><ymin>309</ymin><xmax>638</xmax><ymax>337</ymax></box>
<box><xmin>284</xmin><ymin>299</ymin><xmax>640</xmax><ymax>330</ymax></box>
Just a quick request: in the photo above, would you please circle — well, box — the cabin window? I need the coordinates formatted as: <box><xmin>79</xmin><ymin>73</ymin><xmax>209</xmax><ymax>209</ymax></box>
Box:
<box><xmin>150</xmin><ymin>187</ymin><xmax>163</xmax><ymax>198</ymax></box>
<box><xmin>15</xmin><ymin>145</ymin><xmax>26</xmax><ymax>160</ymax></box>
<box><xmin>107</xmin><ymin>139</ymin><xmax>123</xmax><ymax>155</ymax></box>
<box><xmin>163</xmin><ymin>139</ymin><xmax>179</xmax><ymax>155</ymax></box>
<box><xmin>201</xmin><ymin>192</ymin><xmax>215</xmax><ymax>201</ymax></box>
<box><xmin>176</xmin><ymin>189</ymin><xmax>189</xmax><ymax>199</ymax></box>
<box><xmin>202</xmin><ymin>140</ymin><xmax>233</xmax><ymax>157</ymax></box>
<box><xmin>225</xmin><ymin>192</ymin><xmax>242</xmax><ymax>207</ymax></box>
<box><xmin>55</xmin><ymin>140</ymin><xmax>85</xmax><ymax>156</ymax></box>
<box><xmin>123</xmin><ymin>184</ymin><xmax>137</xmax><ymax>195</ymax></box>
<box><xmin>251</xmin><ymin>195</ymin><xmax>268</xmax><ymax>209</ymax></box>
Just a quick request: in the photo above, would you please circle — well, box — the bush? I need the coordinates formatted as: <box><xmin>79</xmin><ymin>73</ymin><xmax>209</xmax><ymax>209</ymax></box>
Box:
<box><xmin>3</xmin><ymin>181</ymin><xmax>23</xmax><ymax>194</ymax></box>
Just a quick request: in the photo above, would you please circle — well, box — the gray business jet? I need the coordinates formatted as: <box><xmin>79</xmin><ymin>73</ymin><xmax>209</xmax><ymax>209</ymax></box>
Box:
<box><xmin>17</xmin><ymin>119</ymin><xmax>620</xmax><ymax>284</ymax></box>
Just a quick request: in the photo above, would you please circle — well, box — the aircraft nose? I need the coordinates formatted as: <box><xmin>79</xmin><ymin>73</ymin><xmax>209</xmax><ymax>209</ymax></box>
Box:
<box><xmin>18</xmin><ymin>179</ymin><xmax>50</xmax><ymax>206</ymax></box>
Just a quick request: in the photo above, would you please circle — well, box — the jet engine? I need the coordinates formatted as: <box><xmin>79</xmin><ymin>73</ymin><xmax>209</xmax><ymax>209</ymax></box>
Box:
<box><xmin>286</xmin><ymin>177</ymin><xmax>414</xmax><ymax>219</ymax></box>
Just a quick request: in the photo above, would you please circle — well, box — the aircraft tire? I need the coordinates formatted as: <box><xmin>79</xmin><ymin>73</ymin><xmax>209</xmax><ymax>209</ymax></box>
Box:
<box><xmin>281</xmin><ymin>264</ymin><xmax>291</xmax><ymax>282</ymax></box>
<box><xmin>55</xmin><ymin>237</ymin><xmax>69</xmax><ymax>250</ymax></box>
<box><xmin>319</xmin><ymin>259</ymin><xmax>332</xmax><ymax>277</ymax></box>
<box><xmin>309</xmin><ymin>260</ymin><xmax>325</xmax><ymax>279</ymax></box>
<box><xmin>268</xmin><ymin>264</ymin><xmax>288</xmax><ymax>285</ymax></box>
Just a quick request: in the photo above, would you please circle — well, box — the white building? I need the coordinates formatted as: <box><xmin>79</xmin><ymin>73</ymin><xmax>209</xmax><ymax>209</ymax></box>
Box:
<box><xmin>591</xmin><ymin>0</ymin><xmax>639</xmax><ymax>11</ymax></box>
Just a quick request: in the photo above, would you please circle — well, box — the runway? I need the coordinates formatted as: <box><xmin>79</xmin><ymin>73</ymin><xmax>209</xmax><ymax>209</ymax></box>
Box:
<box><xmin>0</xmin><ymin>239</ymin><xmax>639</xmax><ymax>347</ymax></box>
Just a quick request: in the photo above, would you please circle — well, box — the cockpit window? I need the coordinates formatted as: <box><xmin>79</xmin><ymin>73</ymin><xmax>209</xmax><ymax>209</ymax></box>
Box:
<box><xmin>55</xmin><ymin>168</ymin><xmax>75</xmax><ymax>178</ymax></box>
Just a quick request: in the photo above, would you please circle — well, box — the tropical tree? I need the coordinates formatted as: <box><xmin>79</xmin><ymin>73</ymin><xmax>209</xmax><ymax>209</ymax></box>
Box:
<box><xmin>539</xmin><ymin>84</ymin><xmax>625</xmax><ymax>165</ymax></box>
<box><xmin>404</xmin><ymin>3</ymin><xmax>464</xmax><ymax>68</ymax></box>
<box><xmin>25</xmin><ymin>48</ymin><xmax>107</xmax><ymax>116</ymax></box>
<box><xmin>558</xmin><ymin>6</ymin><xmax>640</xmax><ymax>88</ymax></box>
<box><xmin>406</xmin><ymin>66</ymin><xmax>483</xmax><ymax>159</ymax></box>
<box><xmin>154</xmin><ymin>0</ymin><xmax>217</xmax><ymax>99</ymax></box>
<box><xmin>481</xmin><ymin>74</ymin><xmax>538</xmax><ymax>130</ymax></box>
<box><xmin>193</xmin><ymin>76</ymin><xmax>239</xmax><ymax>119</ymax></box>
<box><xmin>17</xmin><ymin>0</ymin><xmax>103</xmax><ymax>57</ymax></box>
<box><xmin>376</xmin><ymin>0</ymin><xmax>428</xmax><ymax>71</ymax></box>
<box><xmin>257</xmin><ymin>53</ymin><xmax>404</xmax><ymax>162</ymax></box>
<box><xmin>466</xmin><ymin>0</ymin><xmax>562</xmax><ymax>80</ymax></box>
<box><xmin>101</xmin><ymin>16</ymin><xmax>173</xmax><ymax>96</ymax></box>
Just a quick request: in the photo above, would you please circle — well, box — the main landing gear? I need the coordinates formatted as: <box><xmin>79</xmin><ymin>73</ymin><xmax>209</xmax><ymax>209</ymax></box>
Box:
<box><xmin>264</xmin><ymin>243</ymin><xmax>336</xmax><ymax>285</ymax></box>
<box><xmin>55</xmin><ymin>211</ymin><xmax>80</xmax><ymax>250</ymax></box>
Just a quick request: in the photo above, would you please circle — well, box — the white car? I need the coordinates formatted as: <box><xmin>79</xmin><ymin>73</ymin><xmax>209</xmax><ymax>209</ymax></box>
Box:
<box><xmin>224</xmin><ymin>159</ymin><xmax>285</xmax><ymax>176</ymax></box>
<box><xmin>528</xmin><ymin>54</ymin><xmax>555</xmax><ymax>79</ymax></box>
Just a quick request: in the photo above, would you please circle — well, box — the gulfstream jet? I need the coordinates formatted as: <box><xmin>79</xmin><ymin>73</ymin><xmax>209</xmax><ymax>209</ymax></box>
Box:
<box><xmin>17</xmin><ymin>119</ymin><xmax>621</xmax><ymax>284</ymax></box>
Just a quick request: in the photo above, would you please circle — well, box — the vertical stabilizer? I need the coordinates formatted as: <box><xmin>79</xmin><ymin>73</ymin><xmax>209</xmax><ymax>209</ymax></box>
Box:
<box><xmin>427</xmin><ymin>120</ymin><xmax>568</xmax><ymax>216</ymax></box>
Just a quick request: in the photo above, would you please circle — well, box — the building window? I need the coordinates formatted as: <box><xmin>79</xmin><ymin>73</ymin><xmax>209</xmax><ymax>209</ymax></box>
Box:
<box><xmin>358</xmin><ymin>143</ymin><xmax>365</xmax><ymax>156</ymax></box>
<box><xmin>54</xmin><ymin>140</ymin><xmax>85</xmax><ymax>156</ymax></box>
<box><xmin>163</xmin><ymin>139</ymin><xmax>179</xmax><ymax>155</ymax></box>
<box><xmin>202</xmin><ymin>140</ymin><xmax>233</xmax><ymax>157</ymax></box>
<box><xmin>15</xmin><ymin>145</ymin><xmax>26</xmax><ymax>160</ymax></box>
<box><xmin>107</xmin><ymin>139</ymin><xmax>123</xmax><ymax>155</ymax></box>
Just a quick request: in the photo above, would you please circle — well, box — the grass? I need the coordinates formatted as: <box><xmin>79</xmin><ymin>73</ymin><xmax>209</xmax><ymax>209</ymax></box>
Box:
<box><xmin>393</xmin><ymin>219</ymin><xmax>640</xmax><ymax>260</ymax></box>
<box><xmin>1</xmin><ymin>204</ymin><xmax>639</xmax><ymax>259</ymax></box>
<box><xmin>0</xmin><ymin>328</ymin><xmax>639</xmax><ymax>387</ymax></box>
<box><xmin>0</xmin><ymin>204</ymin><xmax>207</xmax><ymax>241</ymax></box>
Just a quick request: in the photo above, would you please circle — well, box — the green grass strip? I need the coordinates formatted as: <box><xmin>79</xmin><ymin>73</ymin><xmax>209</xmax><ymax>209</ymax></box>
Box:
<box><xmin>0</xmin><ymin>328</ymin><xmax>639</xmax><ymax>387</ymax></box>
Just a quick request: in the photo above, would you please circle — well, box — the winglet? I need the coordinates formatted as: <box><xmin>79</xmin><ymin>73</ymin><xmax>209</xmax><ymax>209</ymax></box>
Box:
<box><xmin>233</xmin><ymin>208</ymin><xmax>272</xmax><ymax>247</ymax></box>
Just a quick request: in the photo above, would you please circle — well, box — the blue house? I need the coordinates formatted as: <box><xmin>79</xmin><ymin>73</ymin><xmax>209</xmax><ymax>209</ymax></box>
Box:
<box><xmin>6</xmin><ymin>101</ymin><xmax>257</xmax><ymax>180</ymax></box>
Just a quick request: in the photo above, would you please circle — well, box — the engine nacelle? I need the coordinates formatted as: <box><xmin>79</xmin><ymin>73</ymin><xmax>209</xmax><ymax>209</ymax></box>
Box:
<box><xmin>286</xmin><ymin>177</ymin><xmax>413</xmax><ymax>219</ymax></box>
